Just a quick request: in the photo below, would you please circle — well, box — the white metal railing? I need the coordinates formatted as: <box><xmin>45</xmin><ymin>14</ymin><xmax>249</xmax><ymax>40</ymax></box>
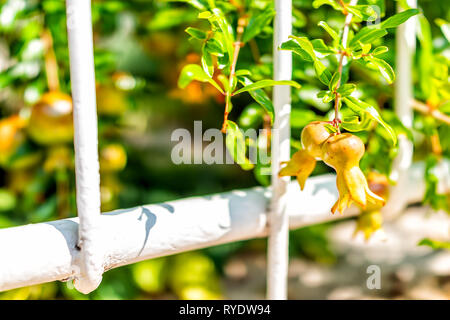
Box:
<box><xmin>382</xmin><ymin>0</ymin><xmax>417</xmax><ymax>219</ymax></box>
<box><xmin>0</xmin><ymin>0</ymin><xmax>429</xmax><ymax>298</ymax></box>
<box><xmin>268</xmin><ymin>0</ymin><xmax>292</xmax><ymax>300</ymax></box>
<box><xmin>66</xmin><ymin>0</ymin><xmax>103</xmax><ymax>294</ymax></box>
<box><xmin>0</xmin><ymin>164</ymin><xmax>428</xmax><ymax>292</ymax></box>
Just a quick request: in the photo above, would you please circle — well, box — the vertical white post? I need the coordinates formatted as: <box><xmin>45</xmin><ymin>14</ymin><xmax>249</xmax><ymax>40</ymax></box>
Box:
<box><xmin>66</xmin><ymin>0</ymin><xmax>104</xmax><ymax>293</ymax></box>
<box><xmin>268</xmin><ymin>0</ymin><xmax>292</xmax><ymax>300</ymax></box>
<box><xmin>383</xmin><ymin>0</ymin><xmax>416</xmax><ymax>219</ymax></box>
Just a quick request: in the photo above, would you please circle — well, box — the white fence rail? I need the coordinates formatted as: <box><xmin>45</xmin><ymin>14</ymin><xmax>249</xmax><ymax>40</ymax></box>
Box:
<box><xmin>0</xmin><ymin>164</ymin><xmax>427</xmax><ymax>292</ymax></box>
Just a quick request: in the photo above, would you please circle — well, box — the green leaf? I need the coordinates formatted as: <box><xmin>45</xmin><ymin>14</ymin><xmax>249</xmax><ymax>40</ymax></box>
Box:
<box><xmin>185</xmin><ymin>27</ymin><xmax>207</xmax><ymax>40</ymax></box>
<box><xmin>343</xmin><ymin>96</ymin><xmax>397</xmax><ymax>145</ymax></box>
<box><xmin>289</xmin><ymin>36</ymin><xmax>317</xmax><ymax>60</ymax></box>
<box><xmin>217</xmin><ymin>74</ymin><xmax>230</xmax><ymax>92</ymax></box>
<box><xmin>317</xmin><ymin>90</ymin><xmax>334</xmax><ymax>103</ymax></box>
<box><xmin>317</xmin><ymin>90</ymin><xmax>329</xmax><ymax>98</ymax></box>
<box><xmin>435</xmin><ymin>18</ymin><xmax>450</xmax><ymax>42</ymax></box>
<box><xmin>238</xmin><ymin>103</ymin><xmax>265</xmax><ymax>128</ymax></box>
<box><xmin>0</xmin><ymin>189</ymin><xmax>16</xmax><ymax>211</ymax></box>
<box><xmin>337</xmin><ymin>83</ymin><xmax>356</xmax><ymax>96</ymax></box>
<box><xmin>201</xmin><ymin>45</ymin><xmax>214</xmax><ymax>77</ymax></box>
<box><xmin>280</xmin><ymin>40</ymin><xmax>314</xmax><ymax>62</ymax></box>
<box><xmin>324</xmin><ymin>123</ymin><xmax>339</xmax><ymax>134</ymax></box>
<box><xmin>225</xmin><ymin>121</ymin><xmax>254</xmax><ymax>171</ymax></box>
<box><xmin>242</xmin><ymin>7</ymin><xmax>276</xmax><ymax>43</ymax></box>
<box><xmin>381</xmin><ymin>110</ymin><xmax>414</xmax><ymax>141</ymax></box>
<box><xmin>318</xmin><ymin>21</ymin><xmax>339</xmax><ymax>40</ymax></box>
<box><xmin>372</xmin><ymin>46</ymin><xmax>389</xmax><ymax>56</ymax></box>
<box><xmin>361</xmin><ymin>42</ymin><xmax>371</xmax><ymax>55</ymax></box>
<box><xmin>329</xmin><ymin>72</ymin><xmax>340</xmax><ymax>91</ymax></box>
<box><xmin>148</xmin><ymin>8</ymin><xmax>197</xmax><ymax>30</ymax></box>
<box><xmin>178</xmin><ymin>64</ymin><xmax>224</xmax><ymax>93</ymax></box>
<box><xmin>290</xmin><ymin>109</ymin><xmax>317</xmax><ymax>128</ymax></box>
<box><xmin>283</xmin><ymin>36</ymin><xmax>332</xmax><ymax>85</ymax></box>
<box><xmin>418</xmin><ymin>238</ymin><xmax>450</xmax><ymax>250</ymax></box>
<box><xmin>198</xmin><ymin>10</ymin><xmax>213</xmax><ymax>19</ymax></box>
<box><xmin>238</xmin><ymin>77</ymin><xmax>274</xmax><ymax>122</ymax></box>
<box><xmin>254</xmin><ymin>163</ymin><xmax>271</xmax><ymax>186</ymax></box>
<box><xmin>172</xmin><ymin>0</ymin><xmax>207</xmax><ymax>11</ymax></box>
<box><xmin>311</xmin><ymin>39</ymin><xmax>336</xmax><ymax>55</ymax></box>
<box><xmin>312</xmin><ymin>0</ymin><xmax>342</xmax><ymax>10</ymax></box>
<box><xmin>341</xmin><ymin>112</ymin><xmax>372</xmax><ymax>132</ymax></box>
<box><xmin>346</xmin><ymin>5</ymin><xmax>378</xmax><ymax>21</ymax></box>
<box><xmin>366</xmin><ymin>56</ymin><xmax>395</xmax><ymax>84</ymax></box>
<box><xmin>350</xmin><ymin>28</ymin><xmax>388</xmax><ymax>48</ymax></box>
<box><xmin>205</xmin><ymin>38</ymin><xmax>225</xmax><ymax>56</ymax></box>
<box><xmin>379</xmin><ymin>8</ymin><xmax>419</xmax><ymax>29</ymax></box>
<box><xmin>233</xmin><ymin>79</ymin><xmax>300</xmax><ymax>95</ymax></box>
<box><xmin>367</xmin><ymin>0</ymin><xmax>385</xmax><ymax>17</ymax></box>
<box><xmin>235</xmin><ymin>69</ymin><xmax>251</xmax><ymax>77</ymax></box>
<box><xmin>417</xmin><ymin>15</ymin><xmax>434</xmax><ymax>98</ymax></box>
<box><xmin>199</xmin><ymin>9</ymin><xmax>235</xmax><ymax>64</ymax></box>
<box><xmin>0</xmin><ymin>72</ymin><xmax>13</xmax><ymax>89</ymax></box>
<box><xmin>314</xmin><ymin>60</ymin><xmax>332</xmax><ymax>85</ymax></box>
<box><xmin>423</xmin><ymin>155</ymin><xmax>449</xmax><ymax>212</ymax></box>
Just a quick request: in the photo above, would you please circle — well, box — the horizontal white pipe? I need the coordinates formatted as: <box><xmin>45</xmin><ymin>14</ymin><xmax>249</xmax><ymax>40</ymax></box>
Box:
<box><xmin>0</xmin><ymin>164</ymin><xmax>427</xmax><ymax>292</ymax></box>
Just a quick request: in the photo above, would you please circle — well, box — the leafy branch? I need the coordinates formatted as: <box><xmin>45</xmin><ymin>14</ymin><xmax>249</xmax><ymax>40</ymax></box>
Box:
<box><xmin>332</xmin><ymin>0</ymin><xmax>358</xmax><ymax>132</ymax></box>
<box><xmin>412</xmin><ymin>99</ymin><xmax>450</xmax><ymax>126</ymax></box>
<box><xmin>178</xmin><ymin>2</ymin><xmax>300</xmax><ymax>134</ymax></box>
<box><xmin>280</xmin><ymin>0</ymin><xmax>419</xmax><ymax>145</ymax></box>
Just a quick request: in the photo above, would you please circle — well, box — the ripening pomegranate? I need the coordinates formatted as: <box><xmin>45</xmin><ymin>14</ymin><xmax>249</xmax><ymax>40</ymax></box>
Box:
<box><xmin>321</xmin><ymin>133</ymin><xmax>385</xmax><ymax>214</ymax></box>
<box><xmin>301</xmin><ymin>121</ymin><xmax>331</xmax><ymax>159</ymax></box>
<box><xmin>279</xmin><ymin>149</ymin><xmax>316</xmax><ymax>190</ymax></box>
<box><xmin>28</xmin><ymin>91</ymin><xmax>74</xmax><ymax>145</ymax></box>
<box><xmin>99</xmin><ymin>143</ymin><xmax>127</xmax><ymax>172</ymax></box>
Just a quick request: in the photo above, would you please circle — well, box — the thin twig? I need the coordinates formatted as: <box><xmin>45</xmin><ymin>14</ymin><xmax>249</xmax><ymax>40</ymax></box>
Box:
<box><xmin>333</xmin><ymin>0</ymin><xmax>358</xmax><ymax>132</ymax></box>
<box><xmin>411</xmin><ymin>99</ymin><xmax>450</xmax><ymax>125</ymax></box>
<box><xmin>42</xmin><ymin>29</ymin><xmax>60</xmax><ymax>92</ymax></box>
<box><xmin>431</xmin><ymin>132</ymin><xmax>442</xmax><ymax>156</ymax></box>
<box><xmin>221</xmin><ymin>16</ymin><xmax>247</xmax><ymax>133</ymax></box>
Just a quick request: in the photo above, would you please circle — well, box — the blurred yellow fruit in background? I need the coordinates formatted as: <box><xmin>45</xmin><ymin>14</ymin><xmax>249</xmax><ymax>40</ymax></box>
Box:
<box><xmin>99</xmin><ymin>143</ymin><xmax>127</xmax><ymax>172</ymax></box>
<box><xmin>96</xmin><ymin>85</ymin><xmax>128</xmax><ymax>116</ymax></box>
<box><xmin>169</xmin><ymin>252</ymin><xmax>222</xmax><ymax>300</ymax></box>
<box><xmin>132</xmin><ymin>258</ymin><xmax>168</xmax><ymax>295</ymax></box>
<box><xmin>28</xmin><ymin>91</ymin><xmax>74</xmax><ymax>145</ymax></box>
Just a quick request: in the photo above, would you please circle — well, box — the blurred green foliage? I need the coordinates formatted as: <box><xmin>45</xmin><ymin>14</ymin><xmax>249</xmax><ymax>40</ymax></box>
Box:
<box><xmin>0</xmin><ymin>0</ymin><xmax>448</xmax><ymax>299</ymax></box>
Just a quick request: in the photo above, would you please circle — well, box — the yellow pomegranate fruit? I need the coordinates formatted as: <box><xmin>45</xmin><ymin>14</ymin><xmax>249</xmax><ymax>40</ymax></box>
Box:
<box><xmin>27</xmin><ymin>91</ymin><xmax>74</xmax><ymax>145</ymax></box>
<box><xmin>321</xmin><ymin>133</ymin><xmax>365</xmax><ymax>167</ymax></box>
<box><xmin>0</xmin><ymin>115</ymin><xmax>26</xmax><ymax>154</ymax></box>
<box><xmin>366</xmin><ymin>172</ymin><xmax>390</xmax><ymax>211</ymax></box>
<box><xmin>7</xmin><ymin>169</ymin><xmax>34</xmax><ymax>193</ymax></box>
<box><xmin>301</xmin><ymin>121</ymin><xmax>331</xmax><ymax>159</ymax></box>
<box><xmin>279</xmin><ymin>149</ymin><xmax>316</xmax><ymax>190</ymax></box>
<box><xmin>321</xmin><ymin>133</ymin><xmax>385</xmax><ymax>214</ymax></box>
<box><xmin>100</xmin><ymin>174</ymin><xmax>122</xmax><ymax>212</ymax></box>
<box><xmin>353</xmin><ymin>210</ymin><xmax>383</xmax><ymax>241</ymax></box>
<box><xmin>43</xmin><ymin>146</ymin><xmax>73</xmax><ymax>172</ymax></box>
<box><xmin>353</xmin><ymin>172</ymin><xmax>390</xmax><ymax>240</ymax></box>
<box><xmin>96</xmin><ymin>85</ymin><xmax>128</xmax><ymax>116</ymax></box>
<box><xmin>99</xmin><ymin>143</ymin><xmax>127</xmax><ymax>172</ymax></box>
<box><xmin>0</xmin><ymin>115</ymin><xmax>28</xmax><ymax>167</ymax></box>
